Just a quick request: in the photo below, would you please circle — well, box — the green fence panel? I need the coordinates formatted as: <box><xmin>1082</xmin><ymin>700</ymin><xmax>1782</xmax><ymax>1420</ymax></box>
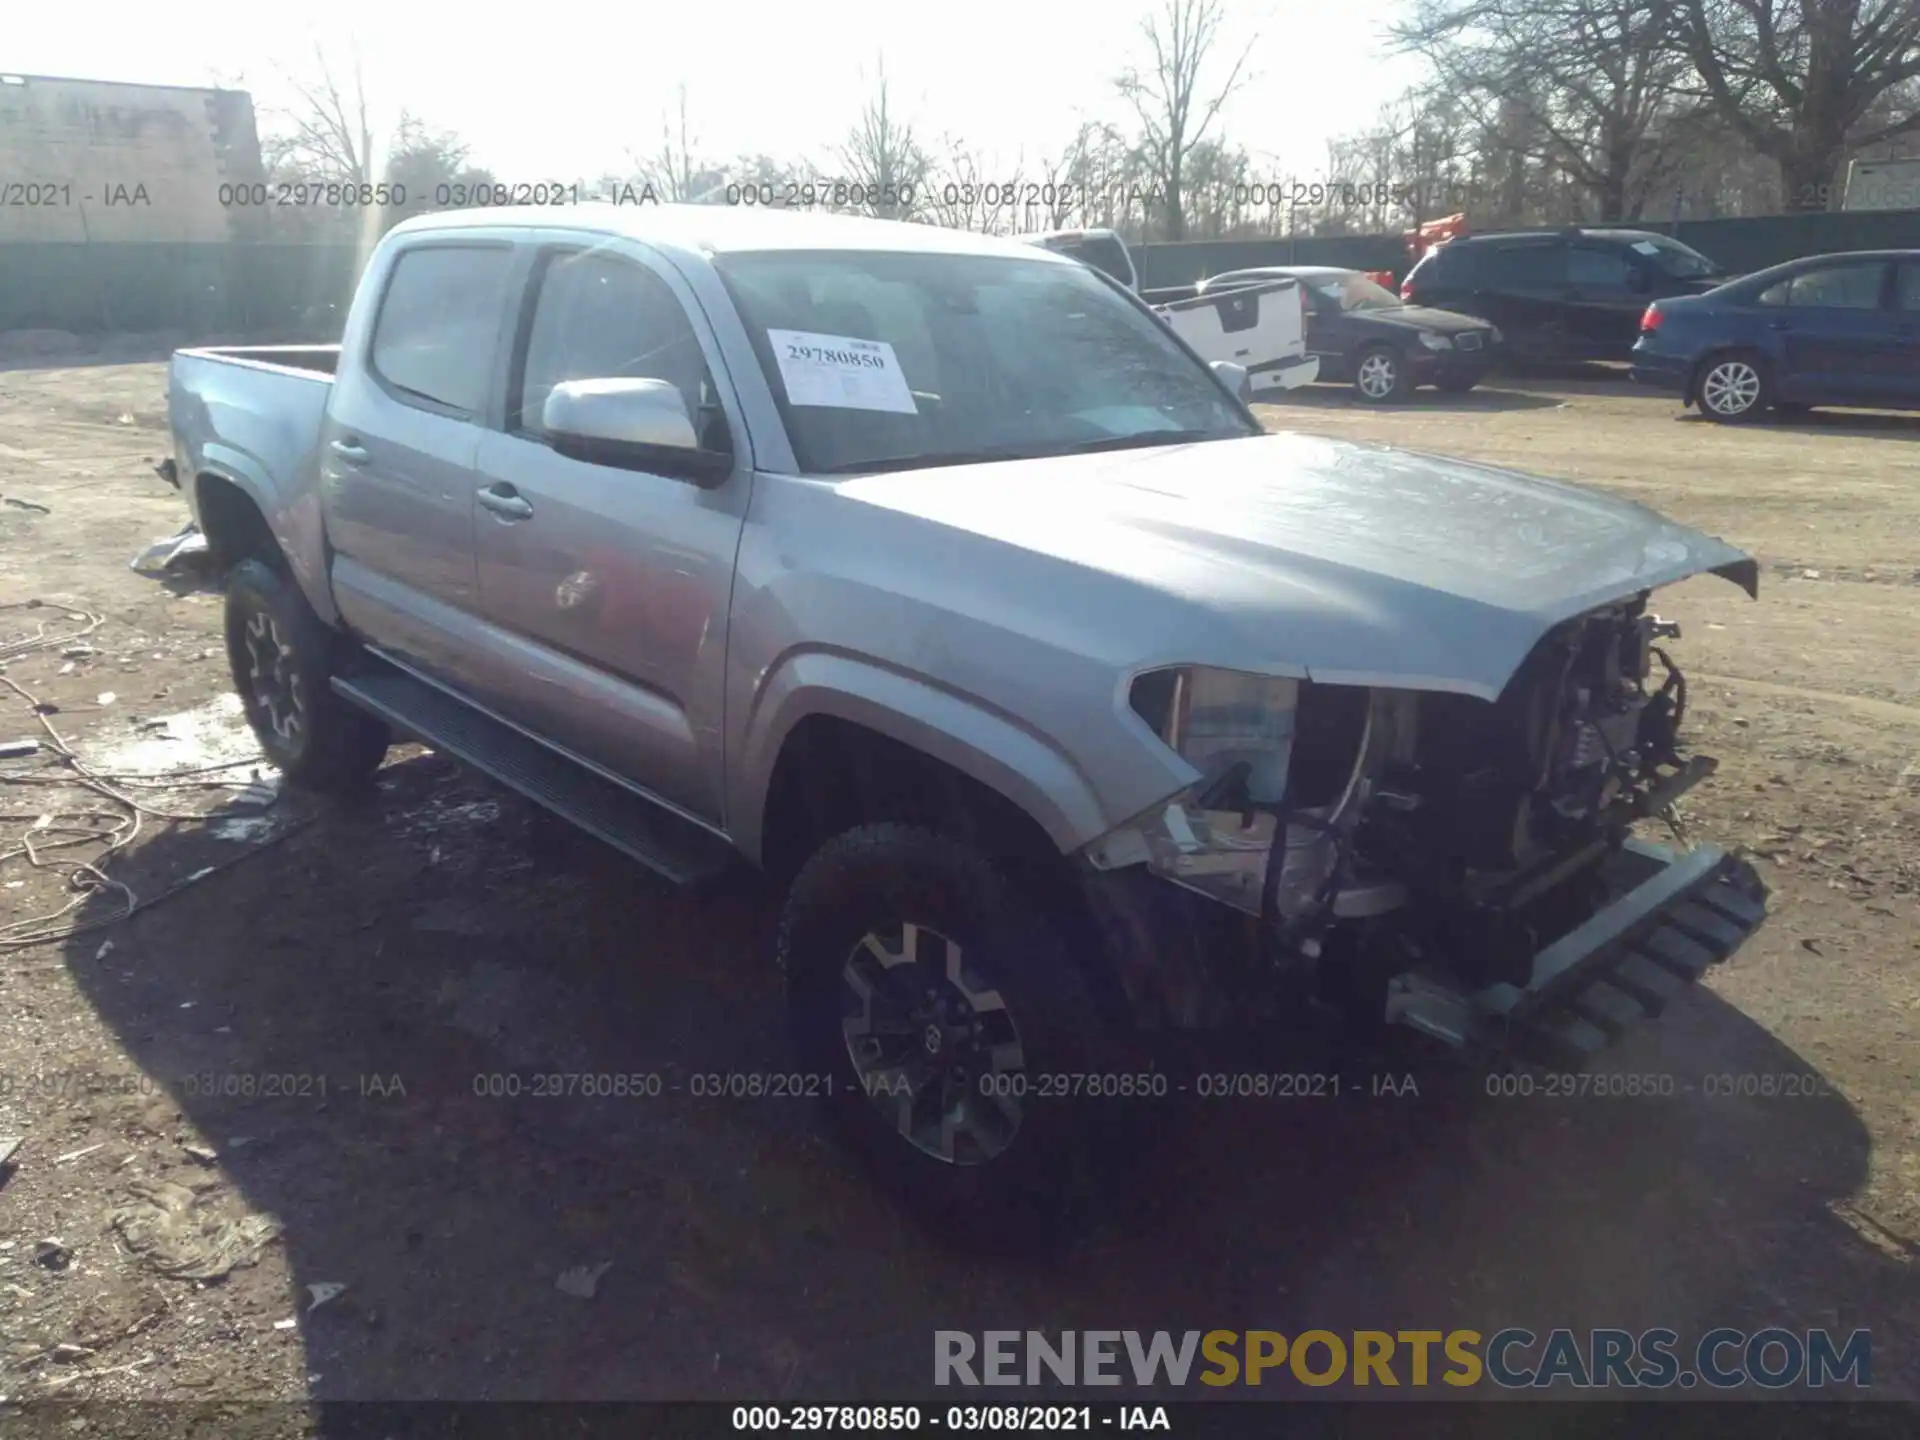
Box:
<box><xmin>2</xmin><ymin>214</ymin><xmax>1916</xmax><ymax>337</ymax></box>
<box><xmin>0</xmin><ymin>241</ymin><xmax>367</xmax><ymax>338</ymax></box>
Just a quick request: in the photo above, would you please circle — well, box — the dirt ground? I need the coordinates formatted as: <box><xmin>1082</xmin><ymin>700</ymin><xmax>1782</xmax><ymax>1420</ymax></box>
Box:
<box><xmin>0</xmin><ymin>359</ymin><xmax>1914</xmax><ymax>1416</ymax></box>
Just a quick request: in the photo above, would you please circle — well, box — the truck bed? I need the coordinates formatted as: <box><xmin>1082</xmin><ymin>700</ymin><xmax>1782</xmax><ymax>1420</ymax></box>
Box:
<box><xmin>167</xmin><ymin>344</ymin><xmax>340</xmax><ymax>605</ymax></box>
<box><xmin>174</xmin><ymin>344</ymin><xmax>341</xmax><ymax>378</ymax></box>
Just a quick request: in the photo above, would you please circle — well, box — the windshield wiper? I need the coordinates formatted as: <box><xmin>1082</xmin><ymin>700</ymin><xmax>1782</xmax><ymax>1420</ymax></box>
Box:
<box><xmin>1048</xmin><ymin>429</ymin><xmax>1224</xmax><ymax>455</ymax></box>
<box><xmin>813</xmin><ymin>448</ymin><xmax>1039</xmax><ymax>476</ymax></box>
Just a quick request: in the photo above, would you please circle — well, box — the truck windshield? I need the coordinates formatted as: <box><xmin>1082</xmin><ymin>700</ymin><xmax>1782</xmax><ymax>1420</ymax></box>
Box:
<box><xmin>715</xmin><ymin>250</ymin><xmax>1256</xmax><ymax>475</ymax></box>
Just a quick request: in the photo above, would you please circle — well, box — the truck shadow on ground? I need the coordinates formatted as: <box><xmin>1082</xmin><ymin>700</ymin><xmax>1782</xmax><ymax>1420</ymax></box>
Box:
<box><xmin>61</xmin><ymin>754</ymin><xmax>1915</xmax><ymax>1401</ymax></box>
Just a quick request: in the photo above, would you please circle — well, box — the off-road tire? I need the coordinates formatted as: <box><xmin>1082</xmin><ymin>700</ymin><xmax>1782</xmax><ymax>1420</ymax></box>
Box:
<box><xmin>224</xmin><ymin>558</ymin><xmax>389</xmax><ymax>793</ymax></box>
<box><xmin>779</xmin><ymin>823</ymin><xmax>1131</xmax><ymax>1251</ymax></box>
<box><xmin>1353</xmin><ymin>344</ymin><xmax>1414</xmax><ymax>404</ymax></box>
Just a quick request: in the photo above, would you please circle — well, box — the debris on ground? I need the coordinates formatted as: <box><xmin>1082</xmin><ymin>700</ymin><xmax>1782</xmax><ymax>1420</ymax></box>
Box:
<box><xmin>32</xmin><ymin>1239</ymin><xmax>71</xmax><ymax>1271</ymax></box>
<box><xmin>129</xmin><ymin>523</ymin><xmax>210</xmax><ymax>576</ymax></box>
<box><xmin>556</xmin><ymin>1262</ymin><xmax>613</xmax><ymax>1299</ymax></box>
<box><xmin>2</xmin><ymin>495</ymin><xmax>52</xmax><ymax>514</ymax></box>
<box><xmin>109</xmin><ymin>1179</ymin><xmax>282</xmax><ymax>1281</ymax></box>
<box><xmin>306</xmin><ymin>1282</ymin><xmax>347</xmax><ymax>1313</ymax></box>
<box><xmin>181</xmin><ymin>1143</ymin><xmax>219</xmax><ymax>1165</ymax></box>
<box><xmin>0</xmin><ymin>1135</ymin><xmax>22</xmax><ymax>1169</ymax></box>
<box><xmin>55</xmin><ymin>1143</ymin><xmax>104</xmax><ymax>1164</ymax></box>
<box><xmin>0</xmin><ymin>738</ymin><xmax>36</xmax><ymax>759</ymax></box>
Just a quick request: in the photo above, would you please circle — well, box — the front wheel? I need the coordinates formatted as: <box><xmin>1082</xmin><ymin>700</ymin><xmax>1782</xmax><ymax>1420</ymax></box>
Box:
<box><xmin>224</xmin><ymin>559</ymin><xmax>390</xmax><ymax>793</ymax></box>
<box><xmin>778</xmin><ymin>824</ymin><xmax>1131</xmax><ymax>1250</ymax></box>
<box><xmin>1695</xmin><ymin>353</ymin><xmax>1772</xmax><ymax>422</ymax></box>
<box><xmin>1353</xmin><ymin>345</ymin><xmax>1413</xmax><ymax>403</ymax></box>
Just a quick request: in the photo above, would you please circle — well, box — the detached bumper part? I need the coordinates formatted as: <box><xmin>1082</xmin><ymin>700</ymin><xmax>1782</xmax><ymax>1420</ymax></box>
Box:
<box><xmin>1247</xmin><ymin>355</ymin><xmax>1321</xmax><ymax>394</ymax></box>
<box><xmin>1384</xmin><ymin>837</ymin><xmax>1767</xmax><ymax>1068</ymax></box>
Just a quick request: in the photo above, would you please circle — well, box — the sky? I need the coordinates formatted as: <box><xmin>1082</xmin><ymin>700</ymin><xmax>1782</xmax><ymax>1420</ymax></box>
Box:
<box><xmin>9</xmin><ymin>0</ymin><xmax>1424</xmax><ymax>192</ymax></box>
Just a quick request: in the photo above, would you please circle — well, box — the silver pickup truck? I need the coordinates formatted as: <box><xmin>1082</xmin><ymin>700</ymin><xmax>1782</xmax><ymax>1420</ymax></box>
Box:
<box><xmin>166</xmin><ymin>204</ymin><xmax>1767</xmax><ymax>1244</ymax></box>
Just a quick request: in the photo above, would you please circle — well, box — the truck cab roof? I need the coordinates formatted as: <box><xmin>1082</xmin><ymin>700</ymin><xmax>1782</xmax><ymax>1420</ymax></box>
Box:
<box><xmin>385</xmin><ymin>202</ymin><xmax>1073</xmax><ymax>265</ymax></box>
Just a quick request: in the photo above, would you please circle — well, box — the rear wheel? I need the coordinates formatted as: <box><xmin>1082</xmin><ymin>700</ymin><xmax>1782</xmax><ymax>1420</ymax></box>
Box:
<box><xmin>779</xmin><ymin>824</ymin><xmax>1131</xmax><ymax>1250</ymax></box>
<box><xmin>1353</xmin><ymin>345</ymin><xmax>1413</xmax><ymax>403</ymax></box>
<box><xmin>1695</xmin><ymin>352</ymin><xmax>1772</xmax><ymax>422</ymax></box>
<box><xmin>224</xmin><ymin>559</ymin><xmax>390</xmax><ymax>793</ymax></box>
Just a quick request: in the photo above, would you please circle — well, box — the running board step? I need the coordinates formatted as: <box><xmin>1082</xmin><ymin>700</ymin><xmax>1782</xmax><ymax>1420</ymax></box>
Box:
<box><xmin>334</xmin><ymin>661</ymin><xmax>738</xmax><ymax>887</ymax></box>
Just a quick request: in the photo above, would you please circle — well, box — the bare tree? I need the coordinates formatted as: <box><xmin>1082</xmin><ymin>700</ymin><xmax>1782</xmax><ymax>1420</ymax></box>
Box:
<box><xmin>1393</xmin><ymin>0</ymin><xmax>1694</xmax><ymax>221</ymax></box>
<box><xmin>1116</xmin><ymin>0</ymin><xmax>1257</xmax><ymax>239</ymax></box>
<box><xmin>926</xmin><ymin>140</ymin><xmax>1017</xmax><ymax>232</ymax></box>
<box><xmin>837</xmin><ymin>69</ymin><xmax>930</xmax><ymax>220</ymax></box>
<box><xmin>261</xmin><ymin>43</ymin><xmax>379</xmax><ymax>186</ymax></box>
<box><xmin>1682</xmin><ymin>0</ymin><xmax>1920</xmax><ymax>208</ymax></box>
<box><xmin>630</xmin><ymin>86</ymin><xmax>728</xmax><ymax>203</ymax></box>
<box><xmin>385</xmin><ymin>116</ymin><xmax>497</xmax><ymax>206</ymax></box>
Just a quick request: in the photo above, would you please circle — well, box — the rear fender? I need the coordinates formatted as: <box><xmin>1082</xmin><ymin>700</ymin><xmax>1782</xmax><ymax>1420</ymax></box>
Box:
<box><xmin>194</xmin><ymin>445</ymin><xmax>338</xmax><ymax>626</ymax></box>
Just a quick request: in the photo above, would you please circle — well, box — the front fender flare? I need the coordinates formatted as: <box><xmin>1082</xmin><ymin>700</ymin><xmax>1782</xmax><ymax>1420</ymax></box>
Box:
<box><xmin>731</xmin><ymin>650</ymin><xmax>1111</xmax><ymax>864</ymax></box>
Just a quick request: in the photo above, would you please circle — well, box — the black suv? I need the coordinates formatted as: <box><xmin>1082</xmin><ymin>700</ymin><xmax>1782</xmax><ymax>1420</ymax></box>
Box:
<box><xmin>1400</xmin><ymin>228</ymin><xmax>1730</xmax><ymax>362</ymax></box>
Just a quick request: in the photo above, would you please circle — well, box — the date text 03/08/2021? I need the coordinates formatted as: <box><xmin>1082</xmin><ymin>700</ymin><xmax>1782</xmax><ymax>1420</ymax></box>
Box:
<box><xmin>731</xmin><ymin>1406</ymin><xmax>1172</xmax><ymax>1432</ymax></box>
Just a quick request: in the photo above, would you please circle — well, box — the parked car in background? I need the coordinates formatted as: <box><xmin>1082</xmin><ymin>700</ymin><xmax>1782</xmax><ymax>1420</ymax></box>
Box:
<box><xmin>1630</xmin><ymin>249</ymin><xmax>1920</xmax><ymax>421</ymax></box>
<box><xmin>1401</xmin><ymin>227</ymin><xmax>1730</xmax><ymax>363</ymax></box>
<box><xmin>1157</xmin><ymin>276</ymin><xmax>1320</xmax><ymax>396</ymax></box>
<box><xmin>1025</xmin><ymin>228</ymin><xmax>1139</xmax><ymax>291</ymax></box>
<box><xmin>1025</xmin><ymin>232</ymin><xmax>1319</xmax><ymax>397</ymax></box>
<box><xmin>1201</xmin><ymin>265</ymin><xmax>1500</xmax><ymax>401</ymax></box>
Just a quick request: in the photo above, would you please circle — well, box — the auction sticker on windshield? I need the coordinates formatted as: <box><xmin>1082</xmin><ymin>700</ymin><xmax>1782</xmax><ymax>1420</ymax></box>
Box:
<box><xmin>768</xmin><ymin>329</ymin><xmax>917</xmax><ymax>414</ymax></box>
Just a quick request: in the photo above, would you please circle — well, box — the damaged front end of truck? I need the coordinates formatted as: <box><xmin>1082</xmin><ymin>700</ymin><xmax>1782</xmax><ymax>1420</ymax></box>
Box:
<box><xmin>1081</xmin><ymin>574</ymin><xmax>1768</xmax><ymax>1072</ymax></box>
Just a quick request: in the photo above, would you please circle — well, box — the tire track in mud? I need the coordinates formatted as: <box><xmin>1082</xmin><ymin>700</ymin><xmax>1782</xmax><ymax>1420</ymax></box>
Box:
<box><xmin>1694</xmin><ymin>672</ymin><xmax>1920</xmax><ymax>729</ymax></box>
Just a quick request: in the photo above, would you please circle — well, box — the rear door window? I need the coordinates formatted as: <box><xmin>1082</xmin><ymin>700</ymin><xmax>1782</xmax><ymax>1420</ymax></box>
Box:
<box><xmin>1763</xmin><ymin>263</ymin><xmax>1888</xmax><ymax>310</ymax></box>
<box><xmin>1894</xmin><ymin>261</ymin><xmax>1920</xmax><ymax>311</ymax></box>
<box><xmin>1488</xmin><ymin>241</ymin><xmax>1566</xmax><ymax>289</ymax></box>
<box><xmin>1422</xmin><ymin>243</ymin><xmax>1484</xmax><ymax>285</ymax></box>
<box><xmin>1569</xmin><ymin>245</ymin><xmax>1636</xmax><ymax>288</ymax></box>
<box><xmin>370</xmin><ymin>245</ymin><xmax>515</xmax><ymax>415</ymax></box>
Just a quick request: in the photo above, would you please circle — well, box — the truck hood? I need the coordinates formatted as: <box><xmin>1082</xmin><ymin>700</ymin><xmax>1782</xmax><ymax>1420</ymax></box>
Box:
<box><xmin>836</xmin><ymin>431</ymin><xmax>1757</xmax><ymax>700</ymax></box>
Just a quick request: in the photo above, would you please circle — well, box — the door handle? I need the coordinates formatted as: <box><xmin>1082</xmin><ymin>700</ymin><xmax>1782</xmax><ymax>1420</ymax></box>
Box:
<box><xmin>329</xmin><ymin>439</ymin><xmax>370</xmax><ymax>465</ymax></box>
<box><xmin>476</xmin><ymin>484</ymin><xmax>533</xmax><ymax>521</ymax></box>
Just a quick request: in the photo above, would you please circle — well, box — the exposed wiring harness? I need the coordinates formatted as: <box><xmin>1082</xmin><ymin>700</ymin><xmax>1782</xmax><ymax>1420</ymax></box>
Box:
<box><xmin>1</xmin><ymin>599</ymin><xmax>301</xmax><ymax>951</ymax></box>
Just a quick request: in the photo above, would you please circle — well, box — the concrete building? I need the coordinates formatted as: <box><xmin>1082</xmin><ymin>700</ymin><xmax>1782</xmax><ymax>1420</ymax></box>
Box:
<box><xmin>0</xmin><ymin>73</ymin><xmax>266</xmax><ymax>242</ymax></box>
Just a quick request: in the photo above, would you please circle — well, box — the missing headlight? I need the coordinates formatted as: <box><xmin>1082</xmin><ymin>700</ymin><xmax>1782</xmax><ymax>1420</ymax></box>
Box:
<box><xmin>1101</xmin><ymin>673</ymin><xmax>1404</xmax><ymax>921</ymax></box>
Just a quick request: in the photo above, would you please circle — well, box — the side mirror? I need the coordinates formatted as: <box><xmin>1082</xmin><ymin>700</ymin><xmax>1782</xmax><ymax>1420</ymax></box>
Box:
<box><xmin>1211</xmin><ymin>359</ymin><xmax>1251</xmax><ymax>400</ymax></box>
<box><xmin>542</xmin><ymin>377</ymin><xmax>731</xmax><ymax>484</ymax></box>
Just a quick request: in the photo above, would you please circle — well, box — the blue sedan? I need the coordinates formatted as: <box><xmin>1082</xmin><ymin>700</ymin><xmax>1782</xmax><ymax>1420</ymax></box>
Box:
<box><xmin>1630</xmin><ymin>249</ymin><xmax>1920</xmax><ymax>421</ymax></box>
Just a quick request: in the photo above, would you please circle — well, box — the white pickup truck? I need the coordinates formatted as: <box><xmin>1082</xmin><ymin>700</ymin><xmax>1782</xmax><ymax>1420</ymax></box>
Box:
<box><xmin>165</xmin><ymin>204</ymin><xmax>1765</xmax><ymax>1247</ymax></box>
<box><xmin>1027</xmin><ymin>228</ymin><xmax>1320</xmax><ymax>394</ymax></box>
